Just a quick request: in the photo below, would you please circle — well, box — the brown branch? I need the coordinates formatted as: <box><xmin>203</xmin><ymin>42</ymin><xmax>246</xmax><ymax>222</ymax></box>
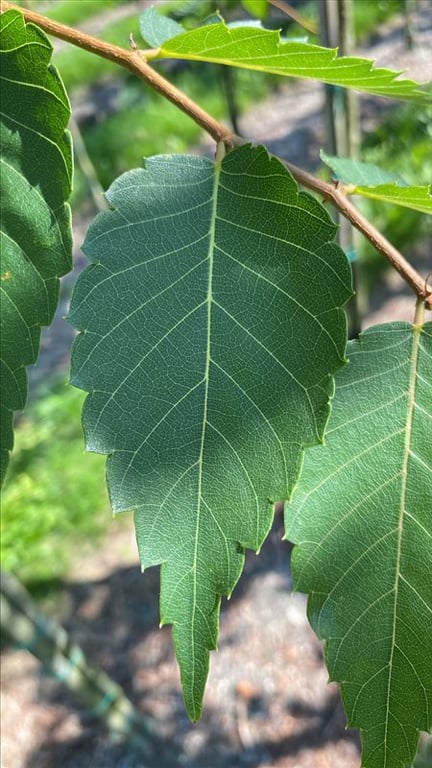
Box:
<box><xmin>267</xmin><ymin>0</ymin><xmax>318</xmax><ymax>35</ymax></box>
<box><xmin>2</xmin><ymin>1</ymin><xmax>431</xmax><ymax>310</ymax></box>
<box><xmin>0</xmin><ymin>1</ymin><xmax>234</xmax><ymax>148</ymax></box>
<box><xmin>283</xmin><ymin>162</ymin><xmax>432</xmax><ymax>310</ymax></box>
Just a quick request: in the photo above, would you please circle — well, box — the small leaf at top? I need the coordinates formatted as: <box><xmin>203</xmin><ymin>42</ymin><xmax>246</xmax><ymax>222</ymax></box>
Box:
<box><xmin>320</xmin><ymin>152</ymin><xmax>409</xmax><ymax>187</ymax></box>
<box><xmin>321</xmin><ymin>153</ymin><xmax>432</xmax><ymax>214</ymax></box>
<box><xmin>68</xmin><ymin>144</ymin><xmax>352</xmax><ymax>720</ymax></box>
<box><xmin>145</xmin><ymin>15</ymin><xmax>431</xmax><ymax>104</ymax></box>
<box><xmin>287</xmin><ymin>321</ymin><xmax>432</xmax><ymax>768</ymax></box>
<box><xmin>0</xmin><ymin>10</ymin><xmax>73</xmax><ymax>484</ymax></box>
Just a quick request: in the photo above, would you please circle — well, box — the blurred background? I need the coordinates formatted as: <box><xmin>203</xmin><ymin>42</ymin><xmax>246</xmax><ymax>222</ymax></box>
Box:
<box><xmin>1</xmin><ymin>1</ymin><xmax>431</xmax><ymax>767</ymax></box>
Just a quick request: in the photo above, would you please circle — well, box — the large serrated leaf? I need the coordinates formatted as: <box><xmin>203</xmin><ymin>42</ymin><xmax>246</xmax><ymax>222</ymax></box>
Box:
<box><xmin>143</xmin><ymin>15</ymin><xmax>431</xmax><ymax>104</ymax></box>
<box><xmin>0</xmin><ymin>9</ymin><xmax>73</xmax><ymax>484</ymax></box>
<box><xmin>321</xmin><ymin>153</ymin><xmax>432</xmax><ymax>215</ymax></box>
<box><xmin>68</xmin><ymin>144</ymin><xmax>352</xmax><ymax>719</ymax></box>
<box><xmin>287</xmin><ymin>321</ymin><xmax>432</xmax><ymax>768</ymax></box>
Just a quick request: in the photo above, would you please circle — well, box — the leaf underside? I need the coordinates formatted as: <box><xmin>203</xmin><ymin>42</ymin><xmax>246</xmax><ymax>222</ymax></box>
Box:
<box><xmin>348</xmin><ymin>184</ymin><xmax>432</xmax><ymax>214</ymax></box>
<box><xmin>320</xmin><ymin>154</ymin><xmax>432</xmax><ymax>215</ymax></box>
<box><xmin>139</xmin><ymin>6</ymin><xmax>184</xmax><ymax>48</ymax></box>
<box><xmin>145</xmin><ymin>17</ymin><xmax>431</xmax><ymax>104</ymax></box>
<box><xmin>0</xmin><ymin>9</ymin><xmax>73</xmax><ymax>484</ymax></box>
<box><xmin>287</xmin><ymin>321</ymin><xmax>432</xmax><ymax>768</ymax></box>
<box><xmin>69</xmin><ymin>144</ymin><xmax>351</xmax><ymax>719</ymax></box>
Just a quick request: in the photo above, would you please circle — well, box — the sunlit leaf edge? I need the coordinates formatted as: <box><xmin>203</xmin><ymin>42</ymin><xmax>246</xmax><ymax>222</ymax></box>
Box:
<box><xmin>146</xmin><ymin>18</ymin><xmax>431</xmax><ymax>104</ymax></box>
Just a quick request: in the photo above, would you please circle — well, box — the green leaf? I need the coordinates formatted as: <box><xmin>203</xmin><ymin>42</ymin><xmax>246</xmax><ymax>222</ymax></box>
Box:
<box><xmin>287</xmin><ymin>321</ymin><xmax>432</xmax><ymax>768</ymax></box>
<box><xmin>321</xmin><ymin>153</ymin><xmax>432</xmax><ymax>215</ymax></box>
<box><xmin>68</xmin><ymin>144</ymin><xmax>352</xmax><ymax>720</ymax></box>
<box><xmin>321</xmin><ymin>151</ymin><xmax>409</xmax><ymax>186</ymax></box>
<box><xmin>139</xmin><ymin>7</ymin><xmax>184</xmax><ymax>48</ymax></box>
<box><xmin>0</xmin><ymin>9</ymin><xmax>73</xmax><ymax>485</ymax></box>
<box><xmin>148</xmin><ymin>18</ymin><xmax>431</xmax><ymax>104</ymax></box>
<box><xmin>348</xmin><ymin>184</ymin><xmax>432</xmax><ymax>214</ymax></box>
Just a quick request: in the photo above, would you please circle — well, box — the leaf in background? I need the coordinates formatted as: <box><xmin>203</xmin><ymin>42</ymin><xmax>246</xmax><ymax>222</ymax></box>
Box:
<box><xmin>241</xmin><ymin>0</ymin><xmax>268</xmax><ymax>21</ymax></box>
<box><xmin>139</xmin><ymin>7</ymin><xmax>184</xmax><ymax>48</ymax></box>
<box><xmin>287</xmin><ymin>321</ymin><xmax>432</xmax><ymax>768</ymax></box>
<box><xmin>68</xmin><ymin>144</ymin><xmax>352</xmax><ymax>720</ymax></box>
<box><xmin>0</xmin><ymin>9</ymin><xmax>73</xmax><ymax>485</ymax></box>
<box><xmin>321</xmin><ymin>152</ymin><xmax>432</xmax><ymax>215</ymax></box>
<box><xmin>346</xmin><ymin>184</ymin><xmax>432</xmax><ymax>214</ymax></box>
<box><xmin>321</xmin><ymin>151</ymin><xmax>410</xmax><ymax>186</ymax></box>
<box><xmin>146</xmin><ymin>16</ymin><xmax>431</xmax><ymax>104</ymax></box>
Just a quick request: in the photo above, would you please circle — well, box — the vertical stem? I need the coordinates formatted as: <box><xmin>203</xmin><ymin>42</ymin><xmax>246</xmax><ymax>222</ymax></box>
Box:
<box><xmin>220</xmin><ymin>66</ymin><xmax>240</xmax><ymax>135</ymax></box>
<box><xmin>339</xmin><ymin>0</ymin><xmax>360</xmax><ymax>160</ymax></box>
<box><xmin>402</xmin><ymin>0</ymin><xmax>415</xmax><ymax>49</ymax></box>
<box><xmin>209</xmin><ymin>0</ymin><xmax>240</xmax><ymax>134</ymax></box>
<box><xmin>319</xmin><ymin>0</ymin><xmax>337</xmax><ymax>156</ymax></box>
<box><xmin>338</xmin><ymin>0</ymin><xmax>362</xmax><ymax>337</ymax></box>
<box><xmin>414</xmin><ymin>295</ymin><xmax>426</xmax><ymax>327</ymax></box>
<box><xmin>0</xmin><ymin>570</ymin><xmax>159</xmax><ymax>753</ymax></box>
<box><xmin>320</xmin><ymin>0</ymin><xmax>362</xmax><ymax>338</ymax></box>
<box><xmin>69</xmin><ymin>115</ymin><xmax>108</xmax><ymax>212</ymax></box>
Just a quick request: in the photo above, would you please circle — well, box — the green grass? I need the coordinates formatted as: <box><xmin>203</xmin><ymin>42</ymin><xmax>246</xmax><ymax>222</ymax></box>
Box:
<box><xmin>1</xmin><ymin>383</ymin><xmax>112</xmax><ymax>584</ymax></box>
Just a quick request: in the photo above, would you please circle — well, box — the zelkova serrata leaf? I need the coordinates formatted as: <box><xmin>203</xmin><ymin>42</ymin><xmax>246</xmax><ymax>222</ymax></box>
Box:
<box><xmin>320</xmin><ymin>153</ymin><xmax>432</xmax><ymax>215</ymax></box>
<box><xmin>0</xmin><ymin>9</ymin><xmax>73</xmax><ymax>484</ymax></box>
<box><xmin>68</xmin><ymin>144</ymin><xmax>352</xmax><ymax>719</ymax></box>
<box><xmin>337</xmin><ymin>183</ymin><xmax>432</xmax><ymax>214</ymax></box>
<box><xmin>287</xmin><ymin>321</ymin><xmax>432</xmax><ymax>768</ymax></box>
<box><xmin>142</xmin><ymin>14</ymin><xmax>431</xmax><ymax>104</ymax></box>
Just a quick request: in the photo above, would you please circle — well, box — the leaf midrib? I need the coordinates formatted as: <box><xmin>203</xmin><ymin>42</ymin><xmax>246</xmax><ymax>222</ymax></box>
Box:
<box><xmin>158</xmin><ymin>46</ymin><xmax>414</xmax><ymax>91</ymax></box>
<box><xmin>189</xmin><ymin>154</ymin><xmax>222</xmax><ymax>720</ymax></box>
<box><xmin>384</xmin><ymin>322</ymin><xmax>422</xmax><ymax>764</ymax></box>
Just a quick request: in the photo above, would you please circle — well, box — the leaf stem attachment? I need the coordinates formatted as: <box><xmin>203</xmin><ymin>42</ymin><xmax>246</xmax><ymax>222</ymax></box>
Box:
<box><xmin>414</xmin><ymin>298</ymin><xmax>425</xmax><ymax>327</ymax></box>
<box><xmin>215</xmin><ymin>142</ymin><xmax>226</xmax><ymax>163</ymax></box>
